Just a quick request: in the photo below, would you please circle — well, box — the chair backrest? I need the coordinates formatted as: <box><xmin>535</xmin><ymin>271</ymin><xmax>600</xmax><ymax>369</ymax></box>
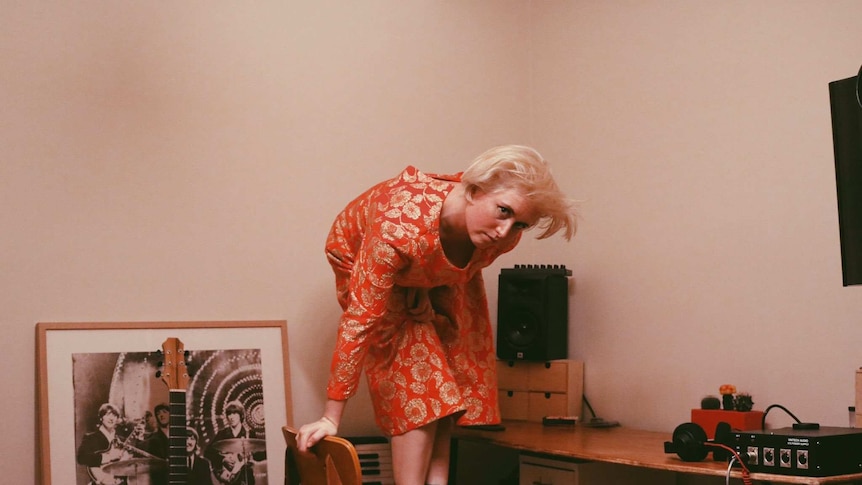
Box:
<box><xmin>283</xmin><ymin>426</ymin><xmax>363</xmax><ymax>485</ymax></box>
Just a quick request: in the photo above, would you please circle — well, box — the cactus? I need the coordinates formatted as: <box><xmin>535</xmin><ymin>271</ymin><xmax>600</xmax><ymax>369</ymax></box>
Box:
<box><xmin>719</xmin><ymin>384</ymin><xmax>737</xmax><ymax>411</ymax></box>
<box><xmin>701</xmin><ymin>395</ymin><xmax>721</xmax><ymax>410</ymax></box>
<box><xmin>734</xmin><ymin>393</ymin><xmax>754</xmax><ymax>412</ymax></box>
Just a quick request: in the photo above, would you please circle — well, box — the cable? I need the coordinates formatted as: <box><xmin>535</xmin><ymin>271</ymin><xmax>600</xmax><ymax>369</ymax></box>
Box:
<box><xmin>760</xmin><ymin>404</ymin><xmax>803</xmax><ymax>430</ymax></box>
<box><xmin>705</xmin><ymin>442</ymin><xmax>753</xmax><ymax>485</ymax></box>
<box><xmin>582</xmin><ymin>395</ymin><xmax>597</xmax><ymax>420</ymax></box>
<box><xmin>726</xmin><ymin>455</ymin><xmax>737</xmax><ymax>485</ymax></box>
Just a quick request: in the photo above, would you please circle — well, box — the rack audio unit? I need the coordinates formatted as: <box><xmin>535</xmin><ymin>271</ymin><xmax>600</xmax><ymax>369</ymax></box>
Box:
<box><xmin>732</xmin><ymin>426</ymin><xmax>862</xmax><ymax>477</ymax></box>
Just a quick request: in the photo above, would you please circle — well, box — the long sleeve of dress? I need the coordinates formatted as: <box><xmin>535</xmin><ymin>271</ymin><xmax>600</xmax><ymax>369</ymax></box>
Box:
<box><xmin>326</xmin><ymin>234</ymin><xmax>405</xmax><ymax>399</ymax></box>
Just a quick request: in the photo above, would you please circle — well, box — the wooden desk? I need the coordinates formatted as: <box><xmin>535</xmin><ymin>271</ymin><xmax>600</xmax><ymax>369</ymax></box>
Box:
<box><xmin>451</xmin><ymin>420</ymin><xmax>862</xmax><ymax>484</ymax></box>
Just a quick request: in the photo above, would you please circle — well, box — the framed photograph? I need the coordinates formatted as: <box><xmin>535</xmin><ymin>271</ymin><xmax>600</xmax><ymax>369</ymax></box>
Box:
<box><xmin>36</xmin><ymin>320</ymin><xmax>292</xmax><ymax>485</ymax></box>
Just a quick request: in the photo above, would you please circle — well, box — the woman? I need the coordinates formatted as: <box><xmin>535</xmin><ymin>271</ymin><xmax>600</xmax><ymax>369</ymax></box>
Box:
<box><xmin>296</xmin><ymin>145</ymin><xmax>577</xmax><ymax>484</ymax></box>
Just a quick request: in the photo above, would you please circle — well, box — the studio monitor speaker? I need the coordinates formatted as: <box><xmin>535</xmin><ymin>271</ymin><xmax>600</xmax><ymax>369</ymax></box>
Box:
<box><xmin>496</xmin><ymin>265</ymin><xmax>570</xmax><ymax>361</ymax></box>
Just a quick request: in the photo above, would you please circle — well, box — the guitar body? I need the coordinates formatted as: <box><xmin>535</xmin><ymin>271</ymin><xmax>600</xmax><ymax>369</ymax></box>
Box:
<box><xmin>87</xmin><ymin>466</ymin><xmax>125</xmax><ymax>485</ymax></box>
<box><xmin>79</xmin><ymin>431</ymin><xmax>127</xmax><ymax>485</ymax></box>
<box><xmin>89</xmin><ymin>467</ymin><xmax>154</xmax><ymax>485</ymax></box>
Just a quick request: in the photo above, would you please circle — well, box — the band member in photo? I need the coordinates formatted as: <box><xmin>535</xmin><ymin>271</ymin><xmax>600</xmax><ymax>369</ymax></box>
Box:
<box><xmin>141</xmin><ymin>402</ymin><xmax>170</xmax><ymax>484</ymax></box>
<box><xmin>141</xmin><ymin>410</ymin><xmax>157</xmax><ymax>440</ymax></box>
<box><xmin>187</xmin><ymin>427</ymin><xmax>216</xmax><ymax>485</ymax></box>
<box><xmin>210</xmin><ymin>401</ymin><xmax>256</xmax><ymax>485</ymax></box>
<box><xmin>76</xmin><ymin>403</ymin><xmax>133</xmax><ymax>485</ymax></box>
<box><xmin>144</xmin><ymin>403</ymin><xmax>170</xmax><ymax>457</ymax></box>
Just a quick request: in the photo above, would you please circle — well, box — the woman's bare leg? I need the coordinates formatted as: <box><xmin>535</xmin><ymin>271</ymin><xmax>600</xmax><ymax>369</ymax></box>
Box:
<box><xmin>391</xmin><ymin>420</ymin><xmax>438</xmax><ymax>485</ymax></box>
<box><xmin>425</xmin><ymin>416</ymin><xmax>454</xmax><ymax>484</ymax></box>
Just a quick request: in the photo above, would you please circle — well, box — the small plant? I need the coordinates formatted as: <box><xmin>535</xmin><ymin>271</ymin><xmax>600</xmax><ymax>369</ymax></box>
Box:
<box><xmin>734</xmin><ymin>393</ymin><xmax>754</xmax><ymax>412</ymax></box>
<box><xmin>700</xmin><ymin>395</ymin><xmax>721</xmax><ymax>410</ymax></box>
<box><xmin>713</xmin><ymin>385</ymin><xmax>756</xmax><ymax>412</ymax></box>
<box><xmin>719</xmin><ymin>384</ymin><xmax>736</xmax><ymax>410</ymax></box>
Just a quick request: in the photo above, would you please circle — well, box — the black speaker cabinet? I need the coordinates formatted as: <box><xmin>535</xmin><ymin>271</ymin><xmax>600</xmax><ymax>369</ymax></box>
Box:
<box><xmin>496</xmin><ymin>265</ymin><xmax>570</xmax><ymax>361</ymax></box>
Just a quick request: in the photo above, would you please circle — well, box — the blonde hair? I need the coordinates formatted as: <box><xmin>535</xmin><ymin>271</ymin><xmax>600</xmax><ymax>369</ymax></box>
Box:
<box><xmin>461</xmin><ymin>145</ymin><xmax>577</xmax><ymax>240</ymax></box>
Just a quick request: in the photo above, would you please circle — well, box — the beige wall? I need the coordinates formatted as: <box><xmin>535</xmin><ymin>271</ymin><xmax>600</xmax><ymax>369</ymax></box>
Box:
<box><xmin>526</xmin><ymin>0</ymin><xmax>862</xmax><ymax>433</ymax></box>
<box><xmin>3</xmin><ymin>1</ymin><xmax>861</xmax><ymax>483</ymax></box>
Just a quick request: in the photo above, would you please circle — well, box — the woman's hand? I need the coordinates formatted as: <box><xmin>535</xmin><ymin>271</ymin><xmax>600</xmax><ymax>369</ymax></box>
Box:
<box><xmin>296</xmin><ymin>416</ymin><xmax>338</xmax><ymax>452</ymax></box>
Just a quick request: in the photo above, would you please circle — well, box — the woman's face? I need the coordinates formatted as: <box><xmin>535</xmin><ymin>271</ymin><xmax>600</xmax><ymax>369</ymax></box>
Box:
<box><xmin>464</xmin><ymin>187</ymin><xmax>539</xmax><ymax>249</ymax></box>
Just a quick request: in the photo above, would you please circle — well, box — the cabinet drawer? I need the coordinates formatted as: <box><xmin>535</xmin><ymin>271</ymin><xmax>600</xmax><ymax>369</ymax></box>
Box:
<box><xmin>527</xmin><ymin>392</ymin><xmax>569</xmax><ymax>422</ymax></box>
<box><xmin>497</xmin><ymin>360</ymin><xmax>577</xmax><ymax>392</ymax></box>
<box><xmin>529</xmin><ymin>361</ymin><xmax>569</xmax><ymax>393</ymax></box>
<box><xmin>497</xmin><ymin>361</ymin><xmax>530</xmax><ymax>390</ymax></box>
<box><xmin>497</xmin><ymin>360</ymin><xmax>584</xmax><ymax>421</ymax></box>
<box><xmin>499</xmin><ymin>390</ymin><xmax>529</xmax><ymax>421</ymax></box>
<box><xmin>499</xmin><ymin>390</ymin><xmax>569</xmax><ymax>422</ymax></box>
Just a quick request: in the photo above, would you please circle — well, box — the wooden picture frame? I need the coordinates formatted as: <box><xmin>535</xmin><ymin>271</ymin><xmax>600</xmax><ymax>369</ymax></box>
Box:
<box><xmin>36</xmin><ymin>320</ymin><xmax>292</xmax><ymax>485</ymax></box>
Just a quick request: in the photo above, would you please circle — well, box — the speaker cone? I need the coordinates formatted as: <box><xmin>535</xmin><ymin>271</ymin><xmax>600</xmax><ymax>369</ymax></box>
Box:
<box><xmin>501</xmin><ymin>309</ymin><xmax>539</xmax><ymax>348</ymax></box>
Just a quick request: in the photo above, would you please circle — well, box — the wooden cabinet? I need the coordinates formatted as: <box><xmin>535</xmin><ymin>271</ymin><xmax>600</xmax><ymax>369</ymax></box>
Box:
<box><xmin>497</xmin><ymin>359</ymin><xmax>584</xmax><ymax>422</ymax></box>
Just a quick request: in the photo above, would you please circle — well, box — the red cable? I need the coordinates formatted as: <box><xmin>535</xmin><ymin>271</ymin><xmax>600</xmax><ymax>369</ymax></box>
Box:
<box><xmin>704</xmin><ymin>442</ymin><xmax>753</xmax><ymax>485</ymax></box>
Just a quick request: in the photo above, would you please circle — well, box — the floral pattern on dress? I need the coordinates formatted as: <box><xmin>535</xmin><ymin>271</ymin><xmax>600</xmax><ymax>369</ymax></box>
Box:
<box><xmin>323</xmin><ymin>166</ymin><xmax>519</xmax><ymax>436</ymax></box>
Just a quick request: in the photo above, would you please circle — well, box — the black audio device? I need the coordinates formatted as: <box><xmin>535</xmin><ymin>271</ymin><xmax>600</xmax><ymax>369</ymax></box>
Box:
<box><xmin>733</xmin><ymin>426</ymin><xmax>862</xmax><ymax>477</ymax></box>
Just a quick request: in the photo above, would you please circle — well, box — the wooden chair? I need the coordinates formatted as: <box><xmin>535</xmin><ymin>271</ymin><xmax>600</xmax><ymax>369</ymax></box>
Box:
<box><xmin>283</xmin><ymin>426</ymin><xmax>363</xmax><ymax>485</ymax></box>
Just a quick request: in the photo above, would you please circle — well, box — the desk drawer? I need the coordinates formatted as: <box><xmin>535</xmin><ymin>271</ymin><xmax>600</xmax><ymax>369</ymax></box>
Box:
<box><xmin>519</xmin><ymin>455</ymin><xmax>675</xmax><ymax>485</ymax></box>
<box><xmin>520</xmin><ymin>458</ymin><xmax>576</xmax><ymax>485</ymax></box>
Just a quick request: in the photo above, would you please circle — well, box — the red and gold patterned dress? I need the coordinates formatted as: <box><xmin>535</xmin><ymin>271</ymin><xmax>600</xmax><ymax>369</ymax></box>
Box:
<box><xmin>324</xmin><ymin>166</ymin><xmax>520</xmax><ymax>436</ymax></box>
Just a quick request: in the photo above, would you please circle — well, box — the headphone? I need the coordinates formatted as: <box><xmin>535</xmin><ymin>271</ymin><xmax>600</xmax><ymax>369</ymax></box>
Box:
<box><xmin>663</xmin><ymin>421</ymin><xmax>733</xmax><ymax>462</ymax></box>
